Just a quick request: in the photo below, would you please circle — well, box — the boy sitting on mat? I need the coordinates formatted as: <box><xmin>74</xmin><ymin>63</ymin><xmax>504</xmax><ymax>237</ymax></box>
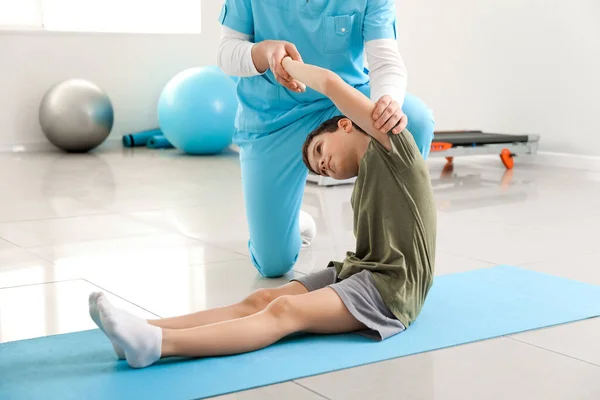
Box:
<box><xmin>88</xmin><ymin>56</ymin><xmax>437</xmax><ymax>368</ymax></box>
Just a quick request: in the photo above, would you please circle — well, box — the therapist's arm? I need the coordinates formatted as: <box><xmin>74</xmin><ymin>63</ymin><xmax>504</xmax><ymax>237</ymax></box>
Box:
<box><xmin>281</xmin><ymin>57</ymin><xmax>392</xmax><ymax>150</ymax></box>
<box><xmin>366</xmin><ymin>39</ymin><xmax>407</xmax><ymax>109</ymax></box>
<box><xmin>366</xmin><ymin>39</ymin><xmax>408</xmax><ymax>135</ymax></box>
<box><xmin>362</xmin><ymin>0</ymin><xmax>408</xmax><ymax>134</ymax></box>
<box><xmin>217</xmin><ymin>26</ymin><xmax>261</xmax><ymax>77</ymax></box>
<box><xmin>217</xmin><ymin>26</ymin><xmax>305</xmax><ymax>91</ymax></box>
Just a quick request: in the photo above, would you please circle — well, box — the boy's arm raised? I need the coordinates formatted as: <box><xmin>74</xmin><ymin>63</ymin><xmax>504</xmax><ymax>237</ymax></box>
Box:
<box><xmin>281</xmin><ymin>57</ymin><xmax>391</xmax><ymax>150</ymax></box>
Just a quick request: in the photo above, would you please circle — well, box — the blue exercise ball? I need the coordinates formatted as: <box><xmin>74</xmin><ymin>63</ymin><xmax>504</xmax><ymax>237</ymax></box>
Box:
<box><xmin>158</xmin><ymin>66</ymin><xmax>238</xmax><ymax>155</ymax></box>
<box><xmin>204</xmin><ymin>65</ymin><xmax>239</xmax><ymax>84</ymax></box>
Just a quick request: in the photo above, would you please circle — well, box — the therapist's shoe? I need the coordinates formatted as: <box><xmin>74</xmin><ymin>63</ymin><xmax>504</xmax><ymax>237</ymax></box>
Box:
<box><xmin>299</xmin><ymin>209</ymin><xmax>317</xmax><ymax>247</ymax></box>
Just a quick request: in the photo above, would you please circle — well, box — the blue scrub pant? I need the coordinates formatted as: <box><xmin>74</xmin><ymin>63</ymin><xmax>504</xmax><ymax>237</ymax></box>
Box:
<box><xmin>234</xmin><ymin>93</ymin><xmax>435</xmax><ymax>278</ymax></box>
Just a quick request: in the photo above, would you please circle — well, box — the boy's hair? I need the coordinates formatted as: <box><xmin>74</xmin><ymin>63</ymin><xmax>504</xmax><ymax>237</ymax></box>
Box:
<box><xmin>302</xmin><ymin>115</ymin><xmax>366</xmax><ymax>174</ymax></box>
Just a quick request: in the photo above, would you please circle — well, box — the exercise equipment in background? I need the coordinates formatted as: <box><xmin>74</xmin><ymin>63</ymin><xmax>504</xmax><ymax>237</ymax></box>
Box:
<box><xmin>121</xmin><ymin>66</ymin><xmax>239</xmax><ymax>154</ymax></box>
<box><xmin>122</xmin><ymin>128</ymin><xmax>163</xmax><ymax>147</ymax></box>
<box><xmin>1</xmin><ymin>266</ymin><xmax>599</xmax><ymax>399</ymax></box>
<box><xmin>39</xmin><ymin>79</ymin><xmax>114</xmax><ymax>152</ymax></box>
<box><xmin>308</xmin><ymin>130</ymin><xmax>540</xmax><ymax>187</ymax></box>
<box><xmin>430</xmin><ymin>130</ymin><xmax>540</xmax><ymax>170</ymax></box>
<box><xmin>205</xmin><ymin>65</ymin><xmax>239</xmax><ymax>84</ymax></box>
<box><xmin>122</xmin><ymin>128</ymin><xmax>174</xmax><ymax>149</ymax></box>
<box><xmin>158</xmin><ymin>66</ymin><xmax>237</xmax><ymax>155</ymax></box>
<box><xmin>146</xmin><ymin>135</ymin><xmax>174</xmax><ymax>149</ymax></box>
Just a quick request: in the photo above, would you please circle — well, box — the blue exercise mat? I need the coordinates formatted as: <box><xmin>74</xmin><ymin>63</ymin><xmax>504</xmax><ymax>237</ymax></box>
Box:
<box><xmin>1</xmin><ymin>266</ymin><xmax>599</xmax><ymax>400</ymax></box>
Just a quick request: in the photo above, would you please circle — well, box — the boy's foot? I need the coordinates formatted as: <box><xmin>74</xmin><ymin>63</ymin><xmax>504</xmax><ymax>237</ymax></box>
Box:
<box><xmin>89</xmin><ymin>292</ymin><xmax>125</xmax><ymax>359</ymax></box>
<box><xmin>299</xmin><ymin>209</ymin><xmax>317</xmax><ymax>247</ymax></box>
<box><xmin>95</xmin><ymin>293</ymin><xmax>162</xmax><ymax>368</ymax></box>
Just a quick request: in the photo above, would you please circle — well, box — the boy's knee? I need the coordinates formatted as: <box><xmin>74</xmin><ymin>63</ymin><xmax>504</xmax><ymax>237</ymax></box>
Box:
<box><xmin>249</xmin><ymin>241</ymin><xmax>299</xmax><ymax>278</ymax></box>
<box><xmin>242</xmin><ymin>288</ymin><xmax>278</xmax><ymax>314</ymax></box>
<box><xmin>265</xmin><ymin>295</ymin><xmax>297</xmax><ymax>321</ymax></box>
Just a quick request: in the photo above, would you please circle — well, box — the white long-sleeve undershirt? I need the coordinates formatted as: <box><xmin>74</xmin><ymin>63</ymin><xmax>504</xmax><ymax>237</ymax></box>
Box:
<box><xmin>216</xmin><ymin>25</ymin><xmax>407</xmax><ymax>106</ymax></box>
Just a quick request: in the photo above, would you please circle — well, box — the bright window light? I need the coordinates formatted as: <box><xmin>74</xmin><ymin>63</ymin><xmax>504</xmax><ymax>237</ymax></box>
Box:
<box><xmin>0</xmin><ymin>0</ymin><xmax>43</xmax><ymax>28</ymax></box>
<box><xmin>0</xmin><ymin>0</ymin><xmax>201</xmax><ymax>34</ymax></box>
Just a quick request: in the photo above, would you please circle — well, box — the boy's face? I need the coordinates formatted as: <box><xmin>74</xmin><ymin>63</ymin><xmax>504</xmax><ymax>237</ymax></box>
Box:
<box><xmin>306</xmin><ymin>118</ymin><xmax>366</xmax><ymax>180</ymax></box>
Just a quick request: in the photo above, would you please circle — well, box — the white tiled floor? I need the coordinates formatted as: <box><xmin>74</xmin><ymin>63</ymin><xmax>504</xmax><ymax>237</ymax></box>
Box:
<box><xmin>0</xmin><ymin>148</ymin><xmax>599</xmax><ymax>399</ymax></box>
<box><xmin>296</xmin><ymin>337</ymin><xmax>600</xmax><ymax>400</ymax></box>
<box><xmin>0</xmin><ymin>279</ymin><xmax>157</xmax><ymax>342</ymax></box>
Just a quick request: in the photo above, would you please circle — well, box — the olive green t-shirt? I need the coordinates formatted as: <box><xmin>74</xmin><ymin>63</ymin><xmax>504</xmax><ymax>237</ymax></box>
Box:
<box><xmin>330</xmin><ymin>129</ymin><xmax>437</xmax><ymax>328</ymax></box>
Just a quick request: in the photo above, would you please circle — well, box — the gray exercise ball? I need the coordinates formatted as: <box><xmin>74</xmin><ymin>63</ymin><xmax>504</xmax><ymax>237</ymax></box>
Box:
<box><xmin>39</xmin><ymin>79</ymin><xmax>114</xmax><ymax>152</ymax></box>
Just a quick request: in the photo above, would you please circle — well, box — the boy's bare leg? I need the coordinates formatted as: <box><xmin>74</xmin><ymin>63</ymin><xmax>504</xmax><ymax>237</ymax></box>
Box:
<box><xmin>89</xmin><ymin>282</ymin><xmax>308</xmax><ymax>360</ymax></box>
<box><xmin>147</xmin><ymin>282</ymin><xmax>308</xmax><ymax>329</ymax></box>
<box><xmin>95</xmin><ymin>287</ymin><xmax>365</xmax><ymax>367</ymax></box>
<box><xmin>161</xmin><ymin>287</ymin><xmax>365</xmax><ymax>358</ymax></box>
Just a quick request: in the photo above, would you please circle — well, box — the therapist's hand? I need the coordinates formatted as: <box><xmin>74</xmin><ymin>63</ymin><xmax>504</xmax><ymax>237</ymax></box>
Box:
<box><xmin>253</xmin><ymin>40</ymin><xmax>306</xmax><ymax>92</ymax></box>
<box><xmin>372</xmin><ymin>95</ymin><xmax>408</xmax><ymax>134</ymax></box>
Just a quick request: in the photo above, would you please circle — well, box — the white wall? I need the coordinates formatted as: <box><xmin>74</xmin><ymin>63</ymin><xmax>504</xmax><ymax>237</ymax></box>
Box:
<box><xmin>0</xmin><ymin>1</ymin><xmax>223</xmax><ymax>151</ymax></box>
<box><xmin>1</xmin><ymin>1</ymin><xmax>599</xmax><ymax>156</ymax></box>
<box><xmin>397</xmin><ymin>0</ymin><xmax>600</xmax><ymax>156</ymax></box>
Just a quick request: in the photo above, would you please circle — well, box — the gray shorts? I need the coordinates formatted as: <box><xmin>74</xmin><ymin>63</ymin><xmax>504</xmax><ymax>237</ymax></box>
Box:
<box><xmin>292</xmin><ymin>267</ymin><xmax>406</xmax><ymax>340</ymax></box>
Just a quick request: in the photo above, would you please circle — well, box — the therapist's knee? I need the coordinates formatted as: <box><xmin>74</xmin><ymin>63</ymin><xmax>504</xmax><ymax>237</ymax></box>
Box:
<box><xmin>249</xmin><ymin>238</ymin><xmax>299</xmax><ymax>278</ymax></box>
<box><xmin>403</xmin><ymin>94</ymin><xmax>435</xmax><ymax>159</ymax></box>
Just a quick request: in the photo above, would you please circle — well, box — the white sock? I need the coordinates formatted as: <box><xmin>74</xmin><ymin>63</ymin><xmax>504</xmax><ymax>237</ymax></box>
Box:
<box><xmin>89</xmin><ymin>292</ymin><xmax>126</xmax><ymax>359</ymax></box>
<box><xmin>96</xmin><ymin>293</ymin><xmax>162</xmax><ymax>368</ymax></box>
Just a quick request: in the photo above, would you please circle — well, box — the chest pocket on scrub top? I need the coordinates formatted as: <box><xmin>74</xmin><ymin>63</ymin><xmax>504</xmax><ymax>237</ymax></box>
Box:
<box><xmin>323</xmin><ymin>14</ymin><xmax>356</xmax><ymax>53</ymax></box>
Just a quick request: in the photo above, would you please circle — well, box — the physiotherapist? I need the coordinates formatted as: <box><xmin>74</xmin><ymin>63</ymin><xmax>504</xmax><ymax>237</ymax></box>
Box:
<box><xmin>216</xmin><ymin>0</ymin><xmax>435</xmax><ymax>277</ymax></box>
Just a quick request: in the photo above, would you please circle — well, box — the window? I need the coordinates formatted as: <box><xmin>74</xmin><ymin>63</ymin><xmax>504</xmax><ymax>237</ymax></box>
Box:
<box><xmin>0</xmin><ymin>0</ymin><xmax>201</xmax><ymax>34</ymax></box>
<box><xmin>0</xmin><ymin>0</ymin><xmax>42</xmax><ymax>28</ymax></box>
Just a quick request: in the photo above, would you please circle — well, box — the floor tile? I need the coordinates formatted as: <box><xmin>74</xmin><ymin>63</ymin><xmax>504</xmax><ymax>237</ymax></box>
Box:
<box><xmin>433</xmin><ymin>250</ymin><xmax>495</xmax><ymax>275</ymax></box>
<box><xmin>0</xmin><ymin>152</ymin><xmax>117</xmax><ymax>220</ymax></box>
<box><xmin>510</xmin><ymin>318</ymin><xmax>600</xmax><ymax>366</ymax></box>
<box><xmin>0</xmin><ymin>244</ymin><xmax>61</xmax><ymax>288</ymax></box>
<box><xmin>127</xmin><ymin>205</ymin><xmax>249</xmax><ymax>256</ymax></box>
<box><xmin>27</xmin><ymin>233</ymin><xmax>246</xmax><ymax>268</ymax></box>
<box><xmin>431</xmin><ymin>160</ymin><xmax>600</xmax><ymax>226</ymax></box>
<box><xmin>210</xmin><ymin>382</ymin><xmax>325</xmax><ymax>400</ymax></box>
<box><xmin>519</xmin><ymin>251</ymin><xmax>600</xmax><ymax>286</ymax></box>
<box><xmin>83</xmin><ymin>258</ymin><xmax>302</xmax><ymax>319</ymax></box>
<box><xmin>297</xmin><ymin>337</ymin><xmax>600</xmax><ymax>400</ymax></box>
<box><xmin>440</xmin><ymin>190</ymin><xmax>598</xmax><ymax>230</ymax></box>
<box><xmin>0</xmin><ymin>197</ymin><xmax>108</xmax><ymax>223</ymax></box>
<box><xmin>294</xmin><ymin>246</ymin><xmax>346</xmax><ymax>275</ymax></box>
<box><xmin>436</xmin><ymin>212</ymin><xmax>598</xmax><ymax>266</ymax></box>
<box><xmin>0</xmin><ymin>237</ymin><xmax>15</xmax><ymax>250</ymax></box>
<box><xmin>87</xmin><ymin>179</ymin><xmax>241</xmax><ymax>214</ymax></box>
<box><xmin>23</xmin><ymin>234</ymin><xmax>246</xmax><ymax>297</ymax></box>
<box><xmin>83</xmin><ymin>151</ymin><xmax>243</xmax><ymax>213</ymax></box>
<box><xmin>0</xmin><ymin>279</ymin><xmax>157</xmax><ymax>343</ymax></box>
<box><xmin>431</xmin><ymin>166</ymin><xmax>540</xmax><ymax>216</ymax></box>
<box><xmin>0</xmin><ymin>214</ymin><xmax>167</xmax><ymax>248</ymax></box>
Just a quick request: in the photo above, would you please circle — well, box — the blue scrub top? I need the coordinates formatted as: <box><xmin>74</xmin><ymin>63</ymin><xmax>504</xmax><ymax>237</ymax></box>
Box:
<box><xmin>219</xmin><ymin>0</ymin><xmax>398</xmax><ymax>134</ymax></box>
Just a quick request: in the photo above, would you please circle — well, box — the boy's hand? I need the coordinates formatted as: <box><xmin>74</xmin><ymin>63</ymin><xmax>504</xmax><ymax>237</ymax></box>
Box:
<box><xmin>254</xmin><ymin>40</ymin><xmax>306</xmax><ymax>93</ymax></box>
<box><xmin>372</xmin><ymin>95</ymin><xmax>408</xmax><ymax>134</ymax></box>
